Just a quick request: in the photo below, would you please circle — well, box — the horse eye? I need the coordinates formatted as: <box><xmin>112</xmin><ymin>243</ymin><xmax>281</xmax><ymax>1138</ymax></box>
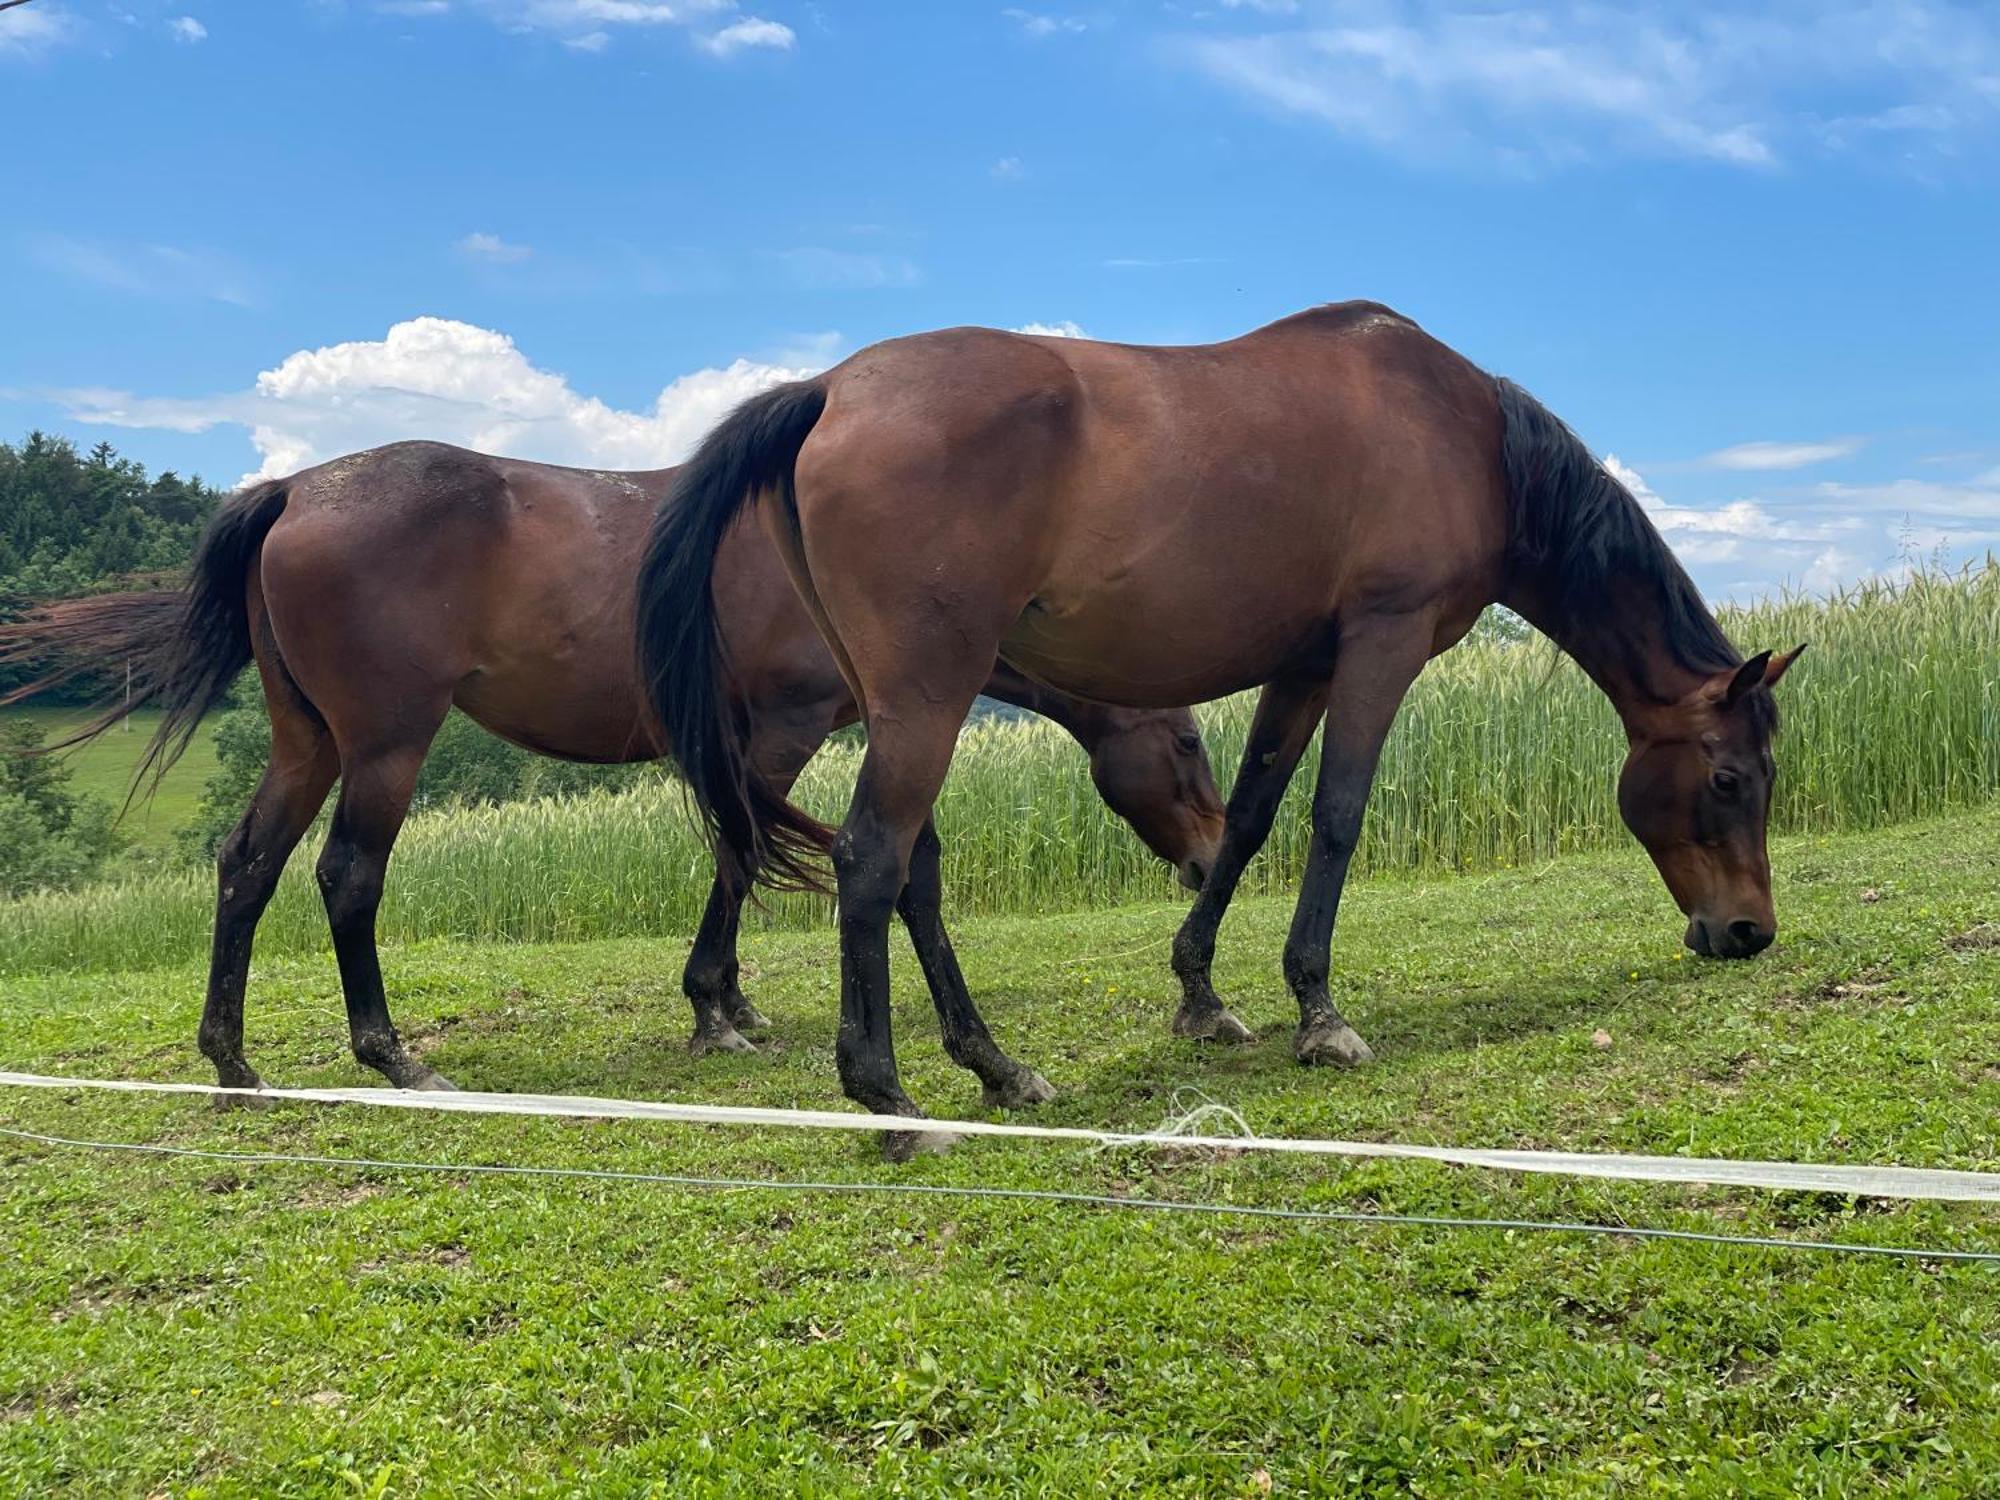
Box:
<box><xmin>1175</xmin><ymin>733</ymin><xmax>1201</xmax><ymax>756</ymax></box>
<box><xmin>1710</xmin><ymin>768</ymin><xmax>1741</xmax><ymax>797</ymax></box>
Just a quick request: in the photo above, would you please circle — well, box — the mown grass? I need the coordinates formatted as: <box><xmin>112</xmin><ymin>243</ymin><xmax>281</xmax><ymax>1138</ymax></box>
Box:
<box><xmin>0</xmin><ymin>706</ymin><xmax>218</xmax><ymax>857</ymax></box>
<box><xmin>1</xmin><ymin>565</ymin><xmax>1993</xmax><ymax>976</ymax></box>
<box><xmin>2</xmin><ymin>811</ymin><xmax>1997</xmax><ymax>1494</ymax></box>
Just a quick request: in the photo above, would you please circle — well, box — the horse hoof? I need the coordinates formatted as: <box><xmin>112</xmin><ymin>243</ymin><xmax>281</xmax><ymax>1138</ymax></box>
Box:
<box><xmin>982</xmin><ymin>1069</ymin><xmax>1056</xmax><ymax>1111</ymax></box>
<box><xmin>409</xmin><ymin>1070</ymin><xmax>461</xmax><ymax>1092</ymax></box>
<box><xmin>1294</xmin><ymin>1021</ymin><xmax>1374</xmax><ymax>1068</ymax></box>
<box><xmin>728</xmin><ymin>1001</ymin><xmax>773</xmax><ymax>1032</ymax></box>
<box><xmin>1172</xmin><ymin>1005</ymin><xmax>1256</xmax><ymax>1045</ymax></box>
<box><xmin>688</xmin><ymin>1024</ymin><xmax>757</xmax><ymax>1059</ymax></box>
<box><xmin>881</xmin><ymin>1127</ymin><xmax>962</xmax><ymax>1162</ymax></box>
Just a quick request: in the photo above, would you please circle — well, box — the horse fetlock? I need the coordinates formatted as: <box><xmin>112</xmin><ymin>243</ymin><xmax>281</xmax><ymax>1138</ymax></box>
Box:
<box><xmin>723</xmin><ymin>992</ymin><xmax>772</xmax><ymax>1031</ymax></box>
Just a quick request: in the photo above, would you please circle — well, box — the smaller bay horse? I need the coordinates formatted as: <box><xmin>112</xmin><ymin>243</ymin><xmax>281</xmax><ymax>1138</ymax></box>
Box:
<box><xmin>2</xmin><ymin>442</ymin><xmax>1223</xmax><ymax>1093</ymax></box>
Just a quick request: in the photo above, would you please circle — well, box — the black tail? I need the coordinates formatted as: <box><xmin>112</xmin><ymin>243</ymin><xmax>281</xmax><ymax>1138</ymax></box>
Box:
<box><xmin>637</xmin><ymin>380</ymin><xmax>836</xmax><ymax>892</ymax></box>
<box><xmin>0</xmin><ymin>479</ymin><xmax>290</xmax><ymax>795</ymax></box>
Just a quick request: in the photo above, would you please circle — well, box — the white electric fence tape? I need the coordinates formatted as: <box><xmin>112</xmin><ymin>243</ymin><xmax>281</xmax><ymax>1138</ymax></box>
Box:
<box><xmin>6</xmin><ymin>1070</ymin><xmax>1999</xmax><ymax>1203</ymax></box>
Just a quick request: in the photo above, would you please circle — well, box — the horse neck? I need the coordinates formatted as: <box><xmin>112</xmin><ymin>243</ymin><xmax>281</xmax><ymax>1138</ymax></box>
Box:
<box><xmin>1505</xmin><ymin>570</ymin><xmax>1714</xmax><ymax>737</ymax></box>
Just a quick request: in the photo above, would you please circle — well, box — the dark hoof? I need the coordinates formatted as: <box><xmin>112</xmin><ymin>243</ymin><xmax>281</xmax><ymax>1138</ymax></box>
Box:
<box><xmin>688</xmin><ymin>1023</ymin><xmax>758</xmax><ymax>1058</ymax></box>
<box><xmin>881</xmin><ymin>1127</ymin><xmax>962</xmax><ymax>1162</ymax></box>
<box><xmin>981</xmin><ymin>1069</ymin><xmax>1056</xmax><ymax>1111</ymax></box>
<box><xmin>406</xmin><ymin>1069</ymin><xmax>461</xmax><ymax>1092</ymax></box>
<box><xmin>727</xmin><ymin>1000</ymin><xmax>773</xmax><ymax>1032</ymax></box>
<box><xmin>1172</xmin><ymin>1004</ymin><xmax>1256</xmax><ymax>1045</ymax></box>
<box><xmin>1294</xmin><ymin>1020</ymin><xmax>1374</xmax><ymax>1067</ymax></box>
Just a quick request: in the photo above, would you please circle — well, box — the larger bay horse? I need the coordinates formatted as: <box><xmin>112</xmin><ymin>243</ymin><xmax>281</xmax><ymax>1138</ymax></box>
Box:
<box><xmin>1</xmin><ymin>442</ymin><xmax>1223</xmax><ymax>1093</ymax></box>
<box><xmin>638</xmin><ymin>301</ymin><xmax>1803</xmax><ymax>1151</ymax></box>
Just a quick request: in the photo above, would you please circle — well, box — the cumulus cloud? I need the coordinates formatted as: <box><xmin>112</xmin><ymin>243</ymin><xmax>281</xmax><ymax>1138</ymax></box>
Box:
<box><xmin>1013</xmin><ymin>320</ymin><xmax>1088</xmax><ymax>337</ymax></box>
<box><xmin>1174</xmin><ymin>1</ymin><xmax>2000</xmax><ymax>171</ymax></box>
<box><xmin>699</xmin><ymin>15</ymin><xmax>793</xmax><ymax>54</ymax></box>
<box><xmin>59</xmin><ymin>317</ymin><xmax>830</xmax><ymax>484</ymax></box>
<box><xmin>1699</xmin><ymin>438</ymin><xmax>1863</xmax><ymax>471</ymax></box>
<box><xmin>991</xmin><ymin>156</ymin><xmax>1026</xmax><ymax>180</ymax></box>
<box><xmin>168</xmin><ymin>15</ymin><xmax>206</xmax><ymax>43</ymax></box>
<box><xmin>456</xmin><ymin>230</ymin><xmax>533</xmax><ymax>264</ymax></box>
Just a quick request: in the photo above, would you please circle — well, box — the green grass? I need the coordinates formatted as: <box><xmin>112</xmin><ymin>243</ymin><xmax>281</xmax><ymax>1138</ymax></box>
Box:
<box><xmin>1</xmin><ymin>565</ymin><xmax>1994</xmax><ymax>976</ymax></box>
<box><xmin>2</xmin><ymin>811</ymin><xmax>1997</xmax><ymax>1494</ymax></box>
<box><xmin>0</xmin><ymin>706</ymin><xmax>218</xmax><ymax>857</ymax></box>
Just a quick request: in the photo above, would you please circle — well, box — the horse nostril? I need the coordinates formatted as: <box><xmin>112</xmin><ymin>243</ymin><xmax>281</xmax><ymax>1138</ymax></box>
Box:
<box><xmin>1180</xmin><ymin>859</ymin><xmax>1208</xmax><ymax>893</ymax></box>
<box><xmin>1726</xmin><ymin>919</ymin><xmax>1773</xmax><ymax>957</ymax></box>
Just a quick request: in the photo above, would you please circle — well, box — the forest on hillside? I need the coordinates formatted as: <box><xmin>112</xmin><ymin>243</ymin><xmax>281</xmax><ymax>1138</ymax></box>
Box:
<box><xmin>0</xmin><ymin>432</ymin><xmax>223</xmax><ymax>702</ymax></box>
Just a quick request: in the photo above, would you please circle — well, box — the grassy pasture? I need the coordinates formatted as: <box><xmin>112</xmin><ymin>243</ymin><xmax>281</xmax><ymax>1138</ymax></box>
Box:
<box><xmin>0</xmin><ymin>706</ymin><xmax>218</xmax><ymax>858</ymax></box>
<box><xmin>1</xmin><ymin>564</ymin><xmax>1992</xmax><ymax>976</ymax></box>
<box><xmin>2</xmin><ymin>811</ymin><xmax>1997</xmax><ymax>1494</ymax></box>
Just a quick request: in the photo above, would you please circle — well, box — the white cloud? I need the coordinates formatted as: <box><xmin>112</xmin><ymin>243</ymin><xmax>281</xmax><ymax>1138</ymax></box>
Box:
<box><xmin>0</xmin><ymin>4</ymin><xmax>75</xmax><ymax>60</ymax></box>
<box><xmin>1013</xmin><ymin>320</ymin><xmax>1088</xmax><ymax>338</ymax></box>
<box><xmin>1608</xmin><ymin>452</ymin><xmax>2000</xmax><ymax>599</ymax></box>
<box><xmin>1004</xmin><ymin>9</ymin><xmax>1087</xmax><ymax>38</ymax></box>
<box><xmin>765</xmin><ymin>246</ymin><xmax>920</xmax><ymax>289</ymax></box>
<box><xmin>699</xmin><ymin>15</ymin><xmax>793</xmax><ymax>55</ymax></box>
<box><xmin>377</xmin><ymin>1</ymin><xmax>453</xmax><ymax>15</ymax></box>
<box><xmin>27</xmin><ymin>235</ymin><xmax>257</xmax><ymax>306</ymax></box>
<box><xmin>59</xmin><ymin>317</ymin><xmax>830</xmax><ymax>485</ymax></box>
<box><xmin>456</xmin><ymin>230</ymin><xmax>533</xmax><ymax>264</ymax></box>
<box><xmin>1174</xmin><ymin>1</ymin><xmax>2000</xmax><ymax>171</ymax></box>
<box><xmin>434</xmin><ymin>2</ymin><xmax>790</xmax><ymax>54</ymax></box>
<box><xmin>168</xmin><ymin>15</ymin><xmax>206</xmax><ymax>43</ymax></box>
<box><xmin>1699</xmin><ymin>438</ymin><xmax>1862</xmax><ymax>471</ymax></box>
<box><xmin>991</xmin><ymin>156</ymin><xmax>1026</xmax><ymax>180</ymax></box>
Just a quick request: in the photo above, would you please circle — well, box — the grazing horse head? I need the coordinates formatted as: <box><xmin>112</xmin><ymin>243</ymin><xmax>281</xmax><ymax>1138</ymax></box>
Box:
<box><xmin>1084</xmin><ymin>706</ymin><xmax>1227</xmax><ymax>891</ymax></box>
<box><xmin>1616</xmin><ymin>646</ymin><xmax>1805</xmax><ymax>959</ymax></box>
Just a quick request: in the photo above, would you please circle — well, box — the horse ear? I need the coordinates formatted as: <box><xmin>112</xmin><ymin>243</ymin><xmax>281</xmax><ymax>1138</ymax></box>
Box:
<box><xmin>1763</xmin><ymin>642</ymin><xmax>1807</xmax><ymax>689</ymax></box>
<box><xmin>1716</xmin><ymin>650</ymin><xmax>1773</xmax><ymax>708</ymax></box>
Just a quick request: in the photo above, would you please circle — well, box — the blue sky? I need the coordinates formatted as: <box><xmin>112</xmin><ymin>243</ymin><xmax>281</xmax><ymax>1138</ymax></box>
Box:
<box><xmin>3</xmin><ymin>0</ymin><xmax>1997</xmax><ymax>601</ymax></box>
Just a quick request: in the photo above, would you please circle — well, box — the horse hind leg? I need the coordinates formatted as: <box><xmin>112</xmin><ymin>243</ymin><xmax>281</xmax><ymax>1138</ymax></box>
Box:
<box><xmin>199</xmin><ymin>665</ymin><xmax>337</xmax><ymax>1094</ymax></box>
<box><xmin>898</xmin><ymin>815</ymin><xmax>1054</xmax><ymax>1110</ymax></box>
<box><xmin>314</xmin><ymin>702</ymin><xmax>454</xmax><ymax>1090</ymax></box>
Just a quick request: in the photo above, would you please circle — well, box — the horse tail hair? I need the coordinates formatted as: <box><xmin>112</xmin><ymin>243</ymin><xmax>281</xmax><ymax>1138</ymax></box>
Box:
<box><xmin>0</xmin><ymin>479</ymin><xmax>290</xmax><ymax>795</ymax></box>
<box><xmin>636</xmin><ymin>379</ymin><xmax>836</xmax><ymax>892</ymax></box>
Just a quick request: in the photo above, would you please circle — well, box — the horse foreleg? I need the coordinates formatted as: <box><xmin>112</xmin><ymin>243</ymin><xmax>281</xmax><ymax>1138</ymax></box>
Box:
<box><xmin>898</xmin><ymin>816</ymin><xmax>1054</xmax><ymax>1110</ymax></box>
<box><xmin>1170</xmin><ymin>674</ymin><xmax>1327</xmax><ymax>1044</ymax></box>
<box><xmin>1284</xmin><ymin>620</ymin><xmax>1434</xmax><ymax>1067</ymax></box>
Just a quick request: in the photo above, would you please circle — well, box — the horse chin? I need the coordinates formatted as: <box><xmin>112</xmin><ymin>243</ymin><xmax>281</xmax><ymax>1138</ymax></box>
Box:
<box><xmin>1179</xmin><ymin>858</ymin><xmax>1209</xmax><ymax>893</ymax></box>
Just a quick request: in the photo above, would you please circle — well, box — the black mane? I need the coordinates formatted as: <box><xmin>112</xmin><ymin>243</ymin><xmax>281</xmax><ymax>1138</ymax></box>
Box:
<box><xmin>1493</xmin><ymin>376</ymin><xmax>1740</xmax><ymax>680</ymax></box>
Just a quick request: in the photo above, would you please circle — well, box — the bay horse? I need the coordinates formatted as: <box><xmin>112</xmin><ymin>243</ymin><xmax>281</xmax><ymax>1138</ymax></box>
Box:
<box><xmin>637</xmin><ymin>302</ymin><xmax>1804</xmax><ymax>1151</ymax></box>
<box><xmin>0</xmin><ymin>442</ymin><xmax>1224</xmax><ymax>1094</ymax></box>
